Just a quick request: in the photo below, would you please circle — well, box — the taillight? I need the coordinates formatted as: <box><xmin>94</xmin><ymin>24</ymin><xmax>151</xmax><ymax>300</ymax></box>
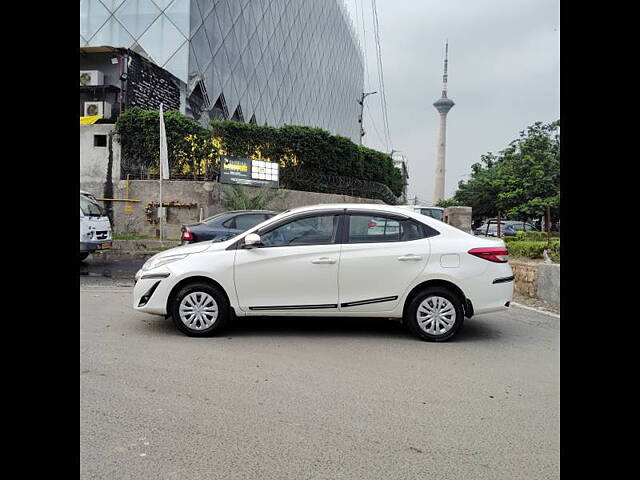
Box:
<box><xmin>368</xmin><ymin>221</ymin><xmax>377</xmax><ymax>228</ymax></box>
<box><xmin>182</xmin><ymin>228</ymin><xmax>194</xmax><ymax>242</ymax></box>
<box><xmin>468</xmin><ymin>247</ymin><xmax>509</xmax><ymax>263</ymax></box>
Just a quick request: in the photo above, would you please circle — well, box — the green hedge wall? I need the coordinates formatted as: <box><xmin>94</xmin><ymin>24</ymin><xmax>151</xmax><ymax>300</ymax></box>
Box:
<box><xmin>210</xmin><ymin>121</ymin><xmax>403</xmax><ymax>197</ymax></box>
<box><xmin>115</xmin><ymin>107</ymin><xmax>214</xmax><ymax>177</ymax></box>
<box><xmin>114</xmin><ymin>109</ymin><xmax>403</xmax><ymax>201</ymax></box>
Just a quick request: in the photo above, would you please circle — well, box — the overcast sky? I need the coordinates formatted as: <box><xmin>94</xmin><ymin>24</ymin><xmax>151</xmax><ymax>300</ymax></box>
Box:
<box><xmin>343</xmin><ymin>0</ymin><xmax>560</xmax><ymax>203</ymax></box>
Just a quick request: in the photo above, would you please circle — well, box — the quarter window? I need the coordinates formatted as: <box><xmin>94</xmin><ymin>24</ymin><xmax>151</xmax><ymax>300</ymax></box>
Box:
<box><xmin>260</xmin><ymin>214</ymin><xmax>340</xmax><ymax>247</ymax></box>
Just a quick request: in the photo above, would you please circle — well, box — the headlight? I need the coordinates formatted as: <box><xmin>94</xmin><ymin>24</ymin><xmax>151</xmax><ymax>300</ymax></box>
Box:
<box><xmin>141</xmin><ymin>254</ymin><xmax>188</xmax><ymax>271</ymax></box>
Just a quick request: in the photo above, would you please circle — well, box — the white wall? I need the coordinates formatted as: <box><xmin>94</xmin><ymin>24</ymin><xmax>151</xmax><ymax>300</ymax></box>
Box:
<box><xmin>80</xmin><ymin>124</ymin><xmax>120</xmax><ymax>196</ymax></box>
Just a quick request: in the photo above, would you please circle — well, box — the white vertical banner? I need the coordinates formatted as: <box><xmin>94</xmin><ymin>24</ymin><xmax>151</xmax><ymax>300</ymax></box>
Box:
<box><xmin>159</xmin><ymin>103</ymin><xmax>169</xmax><ymax>240</ymax></box>
<box><xmin>159</xmin><ymin>103</ymin><xmax>169</xmax><ymax>180</ymax></box>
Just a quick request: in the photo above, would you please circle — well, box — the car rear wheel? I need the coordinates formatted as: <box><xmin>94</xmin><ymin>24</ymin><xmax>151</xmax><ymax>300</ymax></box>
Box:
<box><xmin>170</xmin><ymin>282</ymin><xmax>230</xmax><ymax>337</ymax></box>
<box><xmin>405</xmin><ymin>287</ymin><xmax>464</xmax><ymax>342</ymax></box>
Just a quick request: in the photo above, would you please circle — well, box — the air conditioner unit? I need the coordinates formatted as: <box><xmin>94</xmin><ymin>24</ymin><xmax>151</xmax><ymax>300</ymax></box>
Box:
<box><xmin>84</xmin><ymin>101</ymin><xmax>111</xmax><ymax>118</ymax></box>
<box><xmin>80</xmin><ymin>70</ymin><xmax>104</xmax><ymax>86</ymax></box>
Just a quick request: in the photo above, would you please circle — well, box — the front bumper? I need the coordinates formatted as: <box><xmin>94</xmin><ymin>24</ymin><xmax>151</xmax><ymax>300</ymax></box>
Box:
<box><xmin>133</xmin><ymin>269</ymin><xmax>173</xmax><ymax>315</ymax></box>
<box><xmin>80</xmin><ymin>241</ymin><xmax>112</xmax><ymax>252</ymax></box>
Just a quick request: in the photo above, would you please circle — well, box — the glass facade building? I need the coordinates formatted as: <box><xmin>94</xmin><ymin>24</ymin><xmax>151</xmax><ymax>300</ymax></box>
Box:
<box><xmin>80</xmin><ymin>0</ymin><xmax>364</xmax><ymax>141</ymax></box>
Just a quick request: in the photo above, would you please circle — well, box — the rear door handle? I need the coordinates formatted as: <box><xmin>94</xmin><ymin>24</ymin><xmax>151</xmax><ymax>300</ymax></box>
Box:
<box><xmin>397</xmin><ymin>254</ymin><xmax>423</xmax><ymax>261</ymax></box>
<box><xmin>312</xmin><ymin>257</ymin><xmax>337</xmax><ymax>264</ymax></box>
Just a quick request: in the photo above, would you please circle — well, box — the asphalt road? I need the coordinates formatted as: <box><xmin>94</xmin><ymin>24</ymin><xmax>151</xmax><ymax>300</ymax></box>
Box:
<box><xmin>80</xmin><ymin>278</ymin><xmax>559</xmax><ymax>480</ymax></box>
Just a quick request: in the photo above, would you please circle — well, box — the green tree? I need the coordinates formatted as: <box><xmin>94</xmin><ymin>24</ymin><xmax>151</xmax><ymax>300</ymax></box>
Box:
<box><xmin>454</xmin><ymin>120</ymin><xmax>560</xmax><ymax>223</ymax></box>
<box><xmin>496</xmin><ymin>121</ymin><xmax>560</xmax><ymax>221</ymax></box>
<box><xmin>435</xmin><ymin>198</ymin><xmax>461</xmax><ymax>208</ymax></box>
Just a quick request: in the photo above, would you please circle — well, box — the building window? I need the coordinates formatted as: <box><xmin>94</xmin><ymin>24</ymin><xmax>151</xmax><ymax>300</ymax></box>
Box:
<box><xmin>94</xmin><ymin>134</ymin><xmax>107</xmax><ymax>147</ymax></box>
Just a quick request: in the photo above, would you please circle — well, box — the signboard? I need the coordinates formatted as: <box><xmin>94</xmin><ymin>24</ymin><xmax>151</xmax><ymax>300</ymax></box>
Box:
<box><xmin>219</xmin><ymin>156</ymin><xmax>279</xmax><ymax>188</ymax></box>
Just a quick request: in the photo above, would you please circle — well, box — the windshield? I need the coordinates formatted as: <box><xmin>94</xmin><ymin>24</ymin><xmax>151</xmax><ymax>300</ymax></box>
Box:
<box><xmin>80</xmin><ymin>194</ymin><xmax>105</xmax><ymax>217</ymax></box>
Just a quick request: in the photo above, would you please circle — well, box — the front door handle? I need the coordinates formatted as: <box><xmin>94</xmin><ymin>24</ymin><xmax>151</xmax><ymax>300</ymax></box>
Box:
<box><xmin>397</xmin><ymin>254</ymin><xmax>423</xmax><ymax>261</ymax></box>
<box><xmin>312</xmin><ymin>257</ymin><xmax>337</xmax><ymax>264</ymax></box>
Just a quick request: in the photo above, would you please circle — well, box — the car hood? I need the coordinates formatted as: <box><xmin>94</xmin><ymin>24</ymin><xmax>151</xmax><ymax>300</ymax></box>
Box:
<box><xmin>147</xmin><ymin>236</ymin><xmax>235</xmax><ymax>261</ymax></box>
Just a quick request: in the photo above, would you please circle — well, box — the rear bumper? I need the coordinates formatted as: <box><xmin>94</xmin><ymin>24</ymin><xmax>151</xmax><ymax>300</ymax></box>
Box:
<box><xmin>472</xmin><ymin>279</ymin><xmax>514</xmax><ymax>315</ymax></box>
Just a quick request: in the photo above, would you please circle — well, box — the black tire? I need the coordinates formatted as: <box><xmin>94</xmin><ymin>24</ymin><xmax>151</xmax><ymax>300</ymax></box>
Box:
<box><xmin>79</xmin><ymin>252</ymin><xmax>90</xmax><ymax>262</ymax></box>
<box><xmin>404</xmin><ymin>287</ymin><xmax>465</xmax><ymax>342</ymax></box>
<box><xmin>170</xmin><ymin>282</ymin><xmax>230</xmax><ymax>337</ymax></box>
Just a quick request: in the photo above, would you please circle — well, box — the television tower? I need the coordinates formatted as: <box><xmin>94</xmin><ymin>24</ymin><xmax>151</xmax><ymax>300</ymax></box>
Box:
<box><xmin>432</xmin><ymin>41</ymin><xmax>455</xmax><ymax>204</ymax></box>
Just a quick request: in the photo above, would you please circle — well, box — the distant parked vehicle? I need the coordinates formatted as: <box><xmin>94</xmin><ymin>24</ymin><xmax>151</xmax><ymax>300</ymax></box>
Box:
<box><xmin>473</xmin><ymin>220</ymin><xmax>538</xmax><ymax>237</ymax></box>
<box><xmin>80</xmin><ymin>191</ymin><xmax>112</xmax><ymax>261</ymax></box>
<box><xmin>398</xmin><ymin>205</ymin><xmax>445</xmax><ymax>222</ymax></box>
<box><xmin>181</xmin><ymin>210</ymin><xmax>276</xmax><ymax>244</ymax></box>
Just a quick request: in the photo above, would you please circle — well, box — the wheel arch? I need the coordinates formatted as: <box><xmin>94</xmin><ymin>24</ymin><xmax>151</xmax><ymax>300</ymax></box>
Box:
<box><xmin>403</xmin><ymin>279</ymin><xmax>473</xmax><ymax>319</ymax></box>
<box><xmin>166</xmin><ymin>275</ymin><xmax>234</xmax><ymax>315</ymax></box>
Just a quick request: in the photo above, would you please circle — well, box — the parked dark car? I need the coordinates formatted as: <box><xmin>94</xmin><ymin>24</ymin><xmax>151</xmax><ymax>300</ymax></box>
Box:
<box><xmin>181</xmin><ymin>210</ymin><xmax>276</xmax><ymax>244</ymax></box>
<box><xmin>473</xmin><ymin>219</ymin><xmax>541</xmax><ymax>237</ymax></box>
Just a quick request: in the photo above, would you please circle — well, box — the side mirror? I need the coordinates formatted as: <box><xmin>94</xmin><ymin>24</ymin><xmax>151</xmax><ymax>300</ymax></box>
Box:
<box><xmin>243</xmin><ymin>233</ymin><xmax>262</xmax><ymax>248</ymax></box>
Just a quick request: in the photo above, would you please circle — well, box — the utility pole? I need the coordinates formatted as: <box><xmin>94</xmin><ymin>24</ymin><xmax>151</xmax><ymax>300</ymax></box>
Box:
<box><xmin>357</xmin><ymin>91</ymin><xmax>377</xmax><ymax>145</ymax></box>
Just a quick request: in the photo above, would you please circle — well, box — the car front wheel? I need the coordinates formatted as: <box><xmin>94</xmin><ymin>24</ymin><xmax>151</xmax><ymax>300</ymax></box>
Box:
<box><xmin>170</xmin><ymin>282</ymin><xmax>230</xmax><ymax>337</ymax></box>
<box><xmin>405</xmin><ymin>287</ymin><xmax>465</xmax><ymax>342</ymax></box>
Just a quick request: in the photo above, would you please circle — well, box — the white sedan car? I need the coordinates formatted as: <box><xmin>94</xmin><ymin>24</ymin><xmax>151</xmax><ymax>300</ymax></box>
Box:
<box><xmin>133</xmin><ymin>204</ymin><xmax>513</xmax><ymax>341</ymax></box>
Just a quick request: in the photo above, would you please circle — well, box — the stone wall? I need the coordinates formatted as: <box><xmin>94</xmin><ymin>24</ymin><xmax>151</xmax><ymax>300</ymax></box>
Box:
<box><xmin>511</xmin><ymin>260</ymin><xmax>540</xmax><ymax>298</ymax></box>
<box><xmin>99</xmin><ymin>180</ymin><xmax>383</xmax><ymax>238</ymax></box>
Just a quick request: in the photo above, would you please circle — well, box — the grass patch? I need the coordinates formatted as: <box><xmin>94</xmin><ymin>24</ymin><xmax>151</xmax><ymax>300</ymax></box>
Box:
<box><xmin>112</xmin><ymin>233</ymin><xmax>153</xmax><ymax>240</ymax></box>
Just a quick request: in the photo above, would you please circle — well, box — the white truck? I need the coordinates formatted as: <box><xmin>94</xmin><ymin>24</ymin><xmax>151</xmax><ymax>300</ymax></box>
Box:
<box><xmin>80</xmin><ymin>191</ymin><xmax>112</xmax><ymax>261</ymax></box>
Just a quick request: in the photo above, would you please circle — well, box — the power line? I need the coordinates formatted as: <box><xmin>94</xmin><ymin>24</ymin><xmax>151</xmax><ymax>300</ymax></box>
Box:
<box><xmin>365</xmin><ymin>102</ymin><xmax>385</xmax><ymax>148</ymax></box>
<box><xmin>371</xmin><ymin>0</ymin><xmax>391</xmax><ymax>152</ymax></box>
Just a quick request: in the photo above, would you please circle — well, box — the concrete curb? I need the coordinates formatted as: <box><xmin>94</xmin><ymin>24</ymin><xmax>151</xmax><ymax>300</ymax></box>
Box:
<box><xmin>511</xmin><ymin>302</ymin><xmax>560</xmax><ymax>319</ymax></box>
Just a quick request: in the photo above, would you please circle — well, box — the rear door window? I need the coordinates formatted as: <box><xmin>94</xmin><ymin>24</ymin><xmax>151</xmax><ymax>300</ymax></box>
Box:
<box><xmin>348</xmin><ymin>214</ymin><xmax>428</xmax><ymax>243</ymax></box>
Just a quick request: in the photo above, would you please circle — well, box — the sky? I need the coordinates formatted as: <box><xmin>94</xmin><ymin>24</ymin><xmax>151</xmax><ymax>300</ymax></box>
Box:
<box><xmin>343</xmin><ymin>0</ymin><xmax>560</xmax><ymax>204</ymax></box>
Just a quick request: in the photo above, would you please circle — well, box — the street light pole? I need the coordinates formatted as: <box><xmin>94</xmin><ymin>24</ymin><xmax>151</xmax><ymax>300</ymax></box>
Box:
<box><xmin>357</xmin><ymin>91</ymin><xmax>377</xmax><ymax>145</ymax></box>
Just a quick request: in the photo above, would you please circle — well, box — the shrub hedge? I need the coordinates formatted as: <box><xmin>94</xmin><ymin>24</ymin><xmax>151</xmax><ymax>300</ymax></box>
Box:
<box><xmin>507</xmin><ymin>240</ymin><xmax>560</xmax><ymax>262</ymax></box>
<box><xmin>514</xmin><ymin>231</ymin><xmax>560</xmax><ymax>241</ymax></box>
<box><xmin>210</xmin><ymin>120</ymin><xmax>403</xmax><ymax>197</ymax></box>
<box><xmin>115</xmin><ymin>107</ymin><xmax>215</xmax><ymax>178</ymax></box>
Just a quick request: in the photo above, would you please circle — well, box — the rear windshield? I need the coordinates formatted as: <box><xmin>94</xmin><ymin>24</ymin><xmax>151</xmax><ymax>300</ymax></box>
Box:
<box><xmin>80</xmin><ymin>195</ymin><xmax>104</xmax><ymax>217</ymax></box>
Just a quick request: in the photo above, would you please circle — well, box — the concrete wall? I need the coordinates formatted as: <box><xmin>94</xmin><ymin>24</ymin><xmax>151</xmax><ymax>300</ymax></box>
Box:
<box><xmin>80</xmin><ymin>124</ymin><xmax>120</xmax><ymax>197</ymax></box>
<box><xmin>107</xmin><ymin>180</ymin><xmax>383</xmax><ymax>238</ymax></box>
<box><xmin>537</xmin><ymin>264</ymin><xmax>560</xmax><ymax>309</ymax></box>
<box><xmin>444</xmin><ymin>206</ymin><xmax>472</xmax><ymax>233</ymax></box>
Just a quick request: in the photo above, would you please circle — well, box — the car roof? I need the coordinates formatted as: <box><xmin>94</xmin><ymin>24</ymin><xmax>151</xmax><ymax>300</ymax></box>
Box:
<box><xmin>279</xmin><ymin>204</ymin><xmax>462</xmax><ymax>231</ymax></box>
<box><xmin>224</xmin><ymin>210</ymin><xmax>276</xmax><ymax>214</ymax></box>
<box><xmin>283</xmin><ymin>203</ymin><xmax>414</xmax><ymax>215</ymax></box>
